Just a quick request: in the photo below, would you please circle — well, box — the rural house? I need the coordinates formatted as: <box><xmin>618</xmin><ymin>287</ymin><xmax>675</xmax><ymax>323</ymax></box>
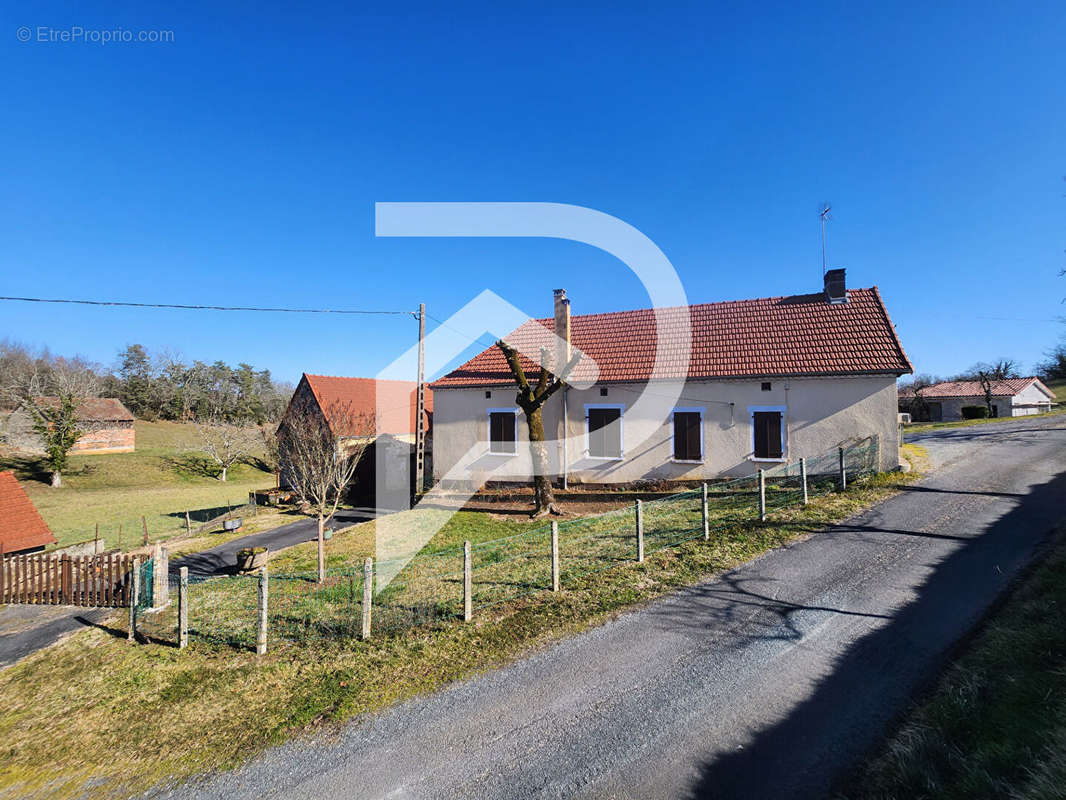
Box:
<box><xmin>430</xmin><ymin>271</ymin><xmax>911</xmax><ymax>484</ymax></box>
<box><xmin>898</xmin><ymin>377</ymin><xmax>1055</xmax><ymax>422</ymax></box>
<box><xmin>278</xmin><ymin>374</ymin><xmax>432</xmax><ymax>506</ymax></box>
<box><xmin>6</xmin><ymin>397</ymin><xmax>136</xmax><ymax>454</ymax></box>
<box><xmin>0</xmin><ymin>471</ymin><xmax>57</xmax><ymax>555</ymax></box>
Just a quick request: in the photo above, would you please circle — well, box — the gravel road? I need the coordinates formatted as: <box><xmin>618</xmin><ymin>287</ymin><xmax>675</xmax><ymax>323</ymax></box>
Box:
<box><xmin>154</xmin><ymin>415</ymin><xmax>1066</xmax><ymax>800</ymax></box>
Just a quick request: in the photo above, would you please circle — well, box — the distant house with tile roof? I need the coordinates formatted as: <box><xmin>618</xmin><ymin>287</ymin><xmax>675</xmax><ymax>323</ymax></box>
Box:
<box><xmin>0</xmin><ymin>471</ymin><xmax>56</xmax><ymax>555</ymax></box>
<box><xmin>277</xmin><ymin>374</ymin><xmax>432</xmax><ymax>505</ymax></box>
<box><xmin>898</xmin><ymin>377</ymin><xmax>1054</xmax><ymax>422</ymax></box>
<box><xmin>430</xmin><ymin>270</ymin><xmax>912</xmax><ymax>484</ymax></box>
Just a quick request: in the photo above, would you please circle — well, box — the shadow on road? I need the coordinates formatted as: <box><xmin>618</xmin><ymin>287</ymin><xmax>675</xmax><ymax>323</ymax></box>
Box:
<box><xmin>682</xmin><ymin>468</ymin><xmax>1066</xmax><ymax>800</ymax></box>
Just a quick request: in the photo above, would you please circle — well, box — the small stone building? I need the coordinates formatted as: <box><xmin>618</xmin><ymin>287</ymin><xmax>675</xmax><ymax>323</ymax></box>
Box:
<box><xmin>15</xmin><ymin>397</ymin><xmax>137</xmax><ymax>453</ymax></box>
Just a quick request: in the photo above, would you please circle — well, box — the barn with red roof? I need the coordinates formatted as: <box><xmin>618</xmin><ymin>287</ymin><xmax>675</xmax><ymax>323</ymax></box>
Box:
<box><xmin>430</xmin><ymin>271</ymin><xmax>912</xmax><ymax>484</ymax></box>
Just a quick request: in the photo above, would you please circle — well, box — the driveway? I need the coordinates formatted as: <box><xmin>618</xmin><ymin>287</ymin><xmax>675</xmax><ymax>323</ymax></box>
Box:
<box><xmin>0</xmin><ymin>604</ymin><xmax>111</xmax><ymax>669</ymax></box>
<box><xmin>170</xmin><ymin>509</ymin><xmax>372</xmax><ymax>578</ymax></box>
<box><xmin>154</xmin><ymin>415</ymin><xmax>1066</xmax><ymax>800</ymax></box>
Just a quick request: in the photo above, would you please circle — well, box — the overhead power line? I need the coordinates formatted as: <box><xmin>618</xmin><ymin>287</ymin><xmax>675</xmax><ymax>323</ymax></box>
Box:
<box><xmin>0</xmin><ymin>295</ymin><xmax>417</xmax><ymax>317</ymax></box>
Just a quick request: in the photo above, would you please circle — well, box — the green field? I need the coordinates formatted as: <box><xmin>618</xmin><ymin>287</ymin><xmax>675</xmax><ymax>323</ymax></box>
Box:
<box><xmin>0</xmin><ymin>421</ymin><xmax>274</xmax><ymax>549</ymax></box>
<box><xmin>1049</xmin><ymin>379</ymin><xmax>1066</xmax><ymax>403</ymax></box>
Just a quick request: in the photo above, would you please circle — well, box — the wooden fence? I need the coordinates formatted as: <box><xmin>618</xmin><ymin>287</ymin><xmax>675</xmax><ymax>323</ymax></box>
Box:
<box><xmin>0</xmin><ymin>552</ymin><xmax>137</xmax><ymax>607</ymax></box>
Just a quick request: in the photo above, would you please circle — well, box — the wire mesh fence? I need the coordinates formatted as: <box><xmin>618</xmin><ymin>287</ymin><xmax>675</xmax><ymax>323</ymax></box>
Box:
<box><xmin>137</xmin><ymin>436</ymin><xmax>880</xmax><ymax>650</ymax></box>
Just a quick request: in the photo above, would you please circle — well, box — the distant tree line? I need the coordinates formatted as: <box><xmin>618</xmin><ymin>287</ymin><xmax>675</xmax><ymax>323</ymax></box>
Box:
<box><xmin>0</xmin><ymin>340</ymin><xmax>293</xmax><ymax>424</ymax></box>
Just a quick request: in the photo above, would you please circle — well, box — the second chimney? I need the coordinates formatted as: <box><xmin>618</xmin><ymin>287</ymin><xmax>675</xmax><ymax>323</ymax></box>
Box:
<box><xmin>824</xmin><ymin>268</ymin><xmax>847</xmax><ymax>304</ymax></box>
<box><xmin>553</xmin><ymin>288</ymin><xmax>571</xmax><ymax>372</ymax></box>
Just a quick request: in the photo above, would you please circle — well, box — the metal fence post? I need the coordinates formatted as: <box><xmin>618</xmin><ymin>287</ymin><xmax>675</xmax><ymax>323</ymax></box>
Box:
<box><xmin>635</xmin><ymin>500</ymin><xmax>645</xmax><ymax>562</ymax></box>
<box><xmin>361</xmin><ymin>557</ymin><xmax>373</xmax><ymax>640</ymax></box>
<box><xmin>256</xmin><ymin>565</ymin><xmax>268</xmax><ymax>655</ymax></box>
<box><xmin>800</xmin><ymin>457</ymin><xmax>808</xmax><ymax>505</ymax></box>
<box><xmin>463</xmin><ymin>541</ymin><xmax>473</xmax><ymax>622</ymax></box>
<box><xmin>701</xmin><ymin>483</ymin><xmax>710</xmax><ymax>541</ymax></box>
<box><xmin>758</xmin><ymin>470</ymin><xmax>766</xmax><ymax>522</ymax></box>
<box><xmin>178</xmin><ymin>566</ymin><xmax>189</xmax><ymax>649</ymax></box>
<box><xmin>128</xmin><ymin>559</ymin><xmax>140</xmax><ymax>642</ymax></box>
<box><xmin>550</xmin><ymin>521</ymin><xmax>560</xmax><ymax>591</ymax></box>
<box><xmin>838</xmin><ymin>446</ymin><xmax>847</xmax><ymax>491</ymax></box>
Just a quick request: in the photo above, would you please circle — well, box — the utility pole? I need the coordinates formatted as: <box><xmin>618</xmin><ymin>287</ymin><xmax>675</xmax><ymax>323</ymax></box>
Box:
<box><xmin>414</xmin><ymin>302</ymin><xmax>427</xmax><ymax>497</ymax></box>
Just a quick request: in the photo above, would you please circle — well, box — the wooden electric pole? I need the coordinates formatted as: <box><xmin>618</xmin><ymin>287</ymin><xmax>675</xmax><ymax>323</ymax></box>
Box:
<box><xmin>414</xmin><ymin>302</ymin><xmax>427</xmax><ymax>497</ymax></box>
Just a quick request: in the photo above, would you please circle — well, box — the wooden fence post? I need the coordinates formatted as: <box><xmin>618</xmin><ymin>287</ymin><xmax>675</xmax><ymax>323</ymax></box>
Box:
<box><xmin>141</xmin><ymin>516</ymin><xmax>148</xmax><ymax>546</ymax></box>
<box><xmin>94</xmin><ymin>523</ymin><xmax>99</xmax><ymax>553</ymax></box>
<box><xmin>758</xmin><ymin>470</ymin><xmax>766</xmax><ymax>522</ymax></box>
<box><xmin>838</xmin><ymin>446</ymin><xmax>847</xmax><ymax>491</ymax></box>
<box><xmin>185</xmin><ymin>510</ymin><xmax>192</xmax><ymax>537</ymax></box>
<box><xmin>361</xmin><ymin>557</ymin><xmax>373</xmax><ymax>640</ymax></box>
<box><xmin>463</xmin><ymin>541</ymin><xmax>472</xmax><ymax>622</ymax></box>
<box><xmin>128</xmin><ymin>559</ymin><xmax>140</xmax><ymax>642</ymax></box>
<box><xmin>255</xmin><ymin>563</ymin><xmax>268</xmax><ymax>657</ymax></box>
<box><xmin>800</xmin><ymin>457</ymin><xmax>809</xmax><ymax>505</ymax></box>
<box><xmin>178</xmin><ymin>567</ymin><xmax>189</xmax><ymax>649</ymax></box>
<box><xmin>701</xmin><ymin>483</ymin><xmax>710</xmax><ymax>541</ymax></box>
<box><xmin>550</xmin><ymin>521</ymin><xmax>560</xmax><ymax>592</ymax></box>
<box><xmin>256</xmin><ymin>565</ymin><xmax>268</xmax><ymax>655</ymax></box>
<box><xmin>635</xmin><ymin>499</ymin><xmax>644</xmax><ymax>562</ymax></box>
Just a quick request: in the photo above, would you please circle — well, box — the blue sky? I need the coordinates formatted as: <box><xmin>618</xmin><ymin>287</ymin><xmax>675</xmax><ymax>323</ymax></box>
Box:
<box><xmin>1</xmin><ymin>0</ymin><xmax>1063</xmax><ymax>384</ymax></box>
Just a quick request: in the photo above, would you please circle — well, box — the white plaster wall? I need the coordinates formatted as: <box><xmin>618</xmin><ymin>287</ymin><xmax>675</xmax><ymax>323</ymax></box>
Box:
<box><xmin>432</xmin><ymin>375</ymin><xmax>900</xmax><ymax>484</ymax></box>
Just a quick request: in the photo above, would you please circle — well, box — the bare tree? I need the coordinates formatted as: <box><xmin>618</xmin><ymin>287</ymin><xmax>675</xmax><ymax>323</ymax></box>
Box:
<box><xmin>497</xmin><ymin>342</ymin><xmax>582</xmax><ymax>518</ymax></box>
<box><xmin>1</xmin><ymin>358</ymin><xmax>102</xmax><ymax>487</ymax></box>
<box><xmin>959</xmin><ymin>360</ymin><xmax>1020</xmax><ymax>417</ymax></box>
<box><xmin>192</xmin><ymin>417</ymin><xmax>257</xmax><ymax>482</ymax></box>
<box><xmin>278</xmin><ymin>399</ymin><xmax>373</xmax><ymax>582</ymax></box>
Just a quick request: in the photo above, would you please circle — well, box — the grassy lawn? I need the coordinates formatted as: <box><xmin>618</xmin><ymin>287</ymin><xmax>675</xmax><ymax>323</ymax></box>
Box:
<box><xmin>841</xmin><ymin>523</ymin><xmax>1066</xmax><ymax>800</ymax></box>
<box><xmin>0</xmin><ymin>444</ymin><xmax>925</xmax><ymax>800</ymax></box>
<box><xmin>0</xmin><ymin>421</ymin><xmax>274</xmax><ymax>549</ymax></box>
<box><xmin>1048</xmin><ymin>378</ymin><xmax>1066</xmax><ymax>403</ymax></box>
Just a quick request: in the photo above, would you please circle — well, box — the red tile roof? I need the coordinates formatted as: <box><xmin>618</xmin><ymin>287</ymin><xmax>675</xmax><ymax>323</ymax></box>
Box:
<box><xmin>899</xmin><ymin>377</ymin><xmax>1053</xmax><ymax>399</ymax></box>
<box><xmin>33</xmin><ymin>397</ymin><xmax>135</xmax><ymax>422</ymax></box>
<box><xmin>0</xmin><ymin>472</ymin><xmax>56</xmax><ymax>554</ymax></box>
<box><xmin>302</xmin><ymin>375</ymin><xmax>433</xmax><ymax>437</ymax></box>
<box><xmin>432</xmin><ymin>287</ymin><xmax>912</xmax><ymax>388</ymax></box>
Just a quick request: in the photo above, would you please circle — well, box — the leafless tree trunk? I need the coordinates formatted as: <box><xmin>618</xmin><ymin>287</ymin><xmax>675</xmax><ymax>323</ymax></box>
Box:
<box><xmin>277</xmin><ymin>399</ymin><xmax>372</xmax><ymax>583</ymax></box>
<box><xmin>497</xmin><ymin>342</ymin><xmax>582</xmax><ymax>518</ymax></box>
<box><xmin>192</xmin><ymin>417</ymin><xmax>257</xmax><ymax>481</ymax></box>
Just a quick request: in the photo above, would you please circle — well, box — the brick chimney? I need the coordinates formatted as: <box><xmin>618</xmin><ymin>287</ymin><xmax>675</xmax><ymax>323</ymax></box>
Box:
<box><xmin>824</xmin><ymin>268</ymin><xmax>847</xmax><ymax>304</ymax></box>
<box><xmin>553</xmin><ymin>288</ymin><xmax>571</xmax><ymax>373</ymax></box>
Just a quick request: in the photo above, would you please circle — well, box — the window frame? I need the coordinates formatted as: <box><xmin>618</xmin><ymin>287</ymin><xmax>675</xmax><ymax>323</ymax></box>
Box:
<box><xmin>486</xmin><ymin>407</ymin><xmax>519</xmax><ymax>456</ymax></box>
<box><xmin>584</xmin><ymin>403</ymin><xmax>625</xmax><ymax>461</ymax></box>
<box><xmin>671</xmin><ymin>406</ymin><xmax>705</xmax><ymax>463</ymax></box>
<box><xmin>748</xmin><ymin>405</ymin><xmax>787</xmax><ymax>462</ymax></box>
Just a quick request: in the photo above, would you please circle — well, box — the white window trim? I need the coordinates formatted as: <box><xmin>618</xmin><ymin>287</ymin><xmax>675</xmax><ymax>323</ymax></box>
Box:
<box><xmin>486</xmin><ymin>407</ymin><xmax>519</xmax><ymax>456</ymax></box>
<box><xmin>671</xmin><ymin>406</ymin><xmax>705</xmax><ymax>463</ymax></box>
<box><xmin>748</xmin><ymin>405</ymin><xmax>788</xmax><ymax>462</ymax></box>
<box><xmin>584</xmin><ymin>403</ymin><xmax>625</xmax><ymax>461</ymax></box>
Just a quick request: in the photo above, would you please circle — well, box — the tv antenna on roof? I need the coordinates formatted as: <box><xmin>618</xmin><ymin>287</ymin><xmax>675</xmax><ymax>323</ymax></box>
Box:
<box><xmin>820</xmin><ymin>203</ymin><xmax>832</xmax><ymax>277</ymax></box>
